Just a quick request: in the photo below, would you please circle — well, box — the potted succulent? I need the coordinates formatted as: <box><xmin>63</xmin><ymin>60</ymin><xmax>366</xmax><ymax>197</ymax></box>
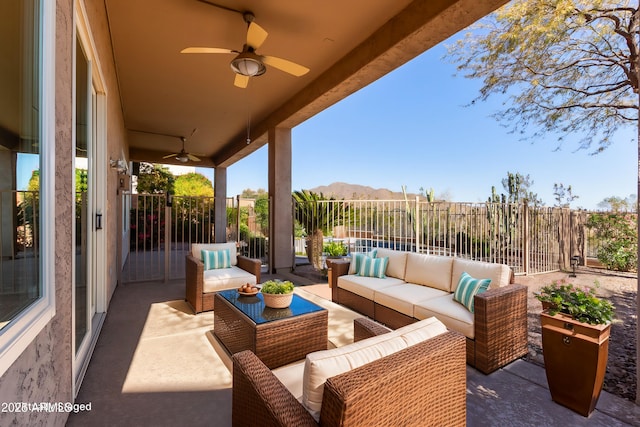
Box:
<box><xmin>260</xmin><ymin>280</ymin><xmax>295</xmax><ymax>309</ymax></box>
<box><xmin>534</xmin><ymin>279</ymin><xmax>615</xmax><ymax>417</ymax></box>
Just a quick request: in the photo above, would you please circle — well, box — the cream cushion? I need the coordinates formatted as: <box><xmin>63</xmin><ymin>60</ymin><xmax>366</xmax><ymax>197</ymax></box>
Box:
<box><xmin>404</xmin><ymin>253</ymin><xmax>454</xmax><ymax>291</ymax></box>
<box><xmin>337</xmin><ymin>274</ymin><xmax>404</xmax><ymax>300</ymax></box>
<box><xmin>202</xmin><ymin>266</ymin><xmax>255</xmax><ymax>293</ymax></box>
<box><xmin>374</xmin><ymin>284</ymin><xmax>448</xmax><ymax>317</ymax></box>
<box><xmin>451</xmin><ymin>258</ymin><xmax>511</xmax><ymax>291</ymax></box>
<box><xmin>191</xmin><ymin>242</ymin><xmax>238</xmax><ymax>266</ymax></box>
<box><xmin>273</xmin><ymin>360</ymin><xmax>306</xmax><ymax>403</ymax></box>
<box><xmin>414</xmin><ymin>294</ymin><xmax>474</xmax><ymax>338</ymax></box>
<box><xmin>375</xmin><ymin>248</ymin><xmax>408</xmax><ymax>280</ymax></box>
<box><xmin>302</xmin><ymin>317</ymin><xmax>447</xmax><ymax>421</ymax></box>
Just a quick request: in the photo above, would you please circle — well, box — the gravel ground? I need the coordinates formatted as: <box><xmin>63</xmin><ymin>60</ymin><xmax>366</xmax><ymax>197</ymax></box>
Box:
<box><xmin>519</xmin><ymin>267</ymin><xmax>637</xmax><ymax>402</ymax></box>
<box><xmin>293</xmin><ymin>263</ymin><xmax>638</xmax><ymax>403</ymax></box>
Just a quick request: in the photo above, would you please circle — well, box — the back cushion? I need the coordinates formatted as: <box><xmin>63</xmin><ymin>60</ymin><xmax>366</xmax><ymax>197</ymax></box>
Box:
<box><xmin>451</xmin><ymin>258</ymin><xmax>511</xmax><ymax>291</ymax></box>
<box><xmin>302</xmin><ymin>317</ymin><xmax>447</xmax><ymax>421</ymax></box>
<box><xmin>375</xmin><ymin>248</ymin><xmax>408</xmax><ymax>280</ymax></box>
<box><xmin>191</xmin><ymin>242</ymin><xmax>238</xmax><ymax>266</ymax></box>
<box><xmin>404</xmin><ymin>253</ymin><xmax>454</xmax><ymax>291</ymax></box>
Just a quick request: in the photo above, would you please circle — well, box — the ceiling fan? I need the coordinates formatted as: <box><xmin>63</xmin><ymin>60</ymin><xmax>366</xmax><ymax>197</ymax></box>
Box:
<box><xmin>181</xmin><ymin>11</ymin><xmax>310</xmax><ymax>88</ymax></box>
<box><xmin>131</xmin><ymin>128</ymin><xmax>202</xmax><ymax>163</ymax></box>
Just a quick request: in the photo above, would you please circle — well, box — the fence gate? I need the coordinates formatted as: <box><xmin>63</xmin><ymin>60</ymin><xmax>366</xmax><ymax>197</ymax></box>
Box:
<box><xmin>119</xmin><ymin>193</ymin><xmax>268</xmax><ymax>283</ymax></box>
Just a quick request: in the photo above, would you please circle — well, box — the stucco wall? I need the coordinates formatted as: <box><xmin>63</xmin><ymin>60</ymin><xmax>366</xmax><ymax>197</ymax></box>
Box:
<box><xmin>0</xmin><ymin>0</ymin><xmax>74</xmax><ymax>425</ymax></box>
<box><xmin>0</xmin><ymin>0</ymin><xmax>128</xmax><ymax>424</ymax></box>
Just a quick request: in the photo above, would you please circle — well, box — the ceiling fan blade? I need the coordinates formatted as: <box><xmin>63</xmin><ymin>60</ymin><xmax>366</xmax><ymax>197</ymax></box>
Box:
<box><xmin>162</xmin><ymin>153</ymin><xmax>179</xmax><ymax>159</ymax></box>
<box><xmin>187</xmin><ymin>153</ymin><xmax>202</xmax><ymax>162</ymax></box>
<box><xmin>181</xmin><ymin>47</ymin><xmax>236</xmax><ymax>54</ymax></box>
<box><xmin>261</xmin><ymin>55</ymin><xmax>309</xmax><ymax>76</ymax></box>
<box><xmin>246</xmin><ymin>22</ymin><xmax>268</xmax><ymax>49</ymax></box>
<box><xmin>234</xmin><ymin>74</ymin><xmax>249</xmax><ymax>88</ymax></box>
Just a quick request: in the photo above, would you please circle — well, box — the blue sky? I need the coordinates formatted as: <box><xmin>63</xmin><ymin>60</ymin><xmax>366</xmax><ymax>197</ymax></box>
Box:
<box><xmin>218</xmin><ymin>36</ymin><xmax>636</xmax><ymax>211</ymax></box>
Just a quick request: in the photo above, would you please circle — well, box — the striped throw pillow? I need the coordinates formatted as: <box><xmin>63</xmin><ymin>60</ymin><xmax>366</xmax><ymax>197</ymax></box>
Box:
<box><xmin>357</xmin><ymin>256</ymin><xmax>389</xmax><ymax>278</ymax></box>
<box><xmin>453</xmin><ymin>272</ymin><xmax>491</xmax><ymax>312</ymax></box>
<box><xmin>348</xmin><ymin>249</ymin><xmax>378</xmax><ymax>275</ymax></box>
<box><xmin>201</xmin><ymin>249</ymin><xmax>231</xmax><ymax>270</ymax></box>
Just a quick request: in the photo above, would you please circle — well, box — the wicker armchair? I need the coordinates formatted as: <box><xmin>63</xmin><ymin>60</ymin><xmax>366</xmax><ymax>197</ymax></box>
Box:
<box><xmin>232</xmin><ymin>318</ymin><xmax>467</xmax><ymax>427</ymax></box>
<box><xmin>185</xmin><ymin>251</ymin><xmax>261</xmax><ymax>314</ymax></box>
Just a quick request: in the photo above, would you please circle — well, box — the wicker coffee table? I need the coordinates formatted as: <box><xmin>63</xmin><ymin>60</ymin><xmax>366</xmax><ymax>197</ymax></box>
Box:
<box><xmin>213</xmin><ymin>289</ymin><xmax>328</xmax><ymax>369</ymax></box>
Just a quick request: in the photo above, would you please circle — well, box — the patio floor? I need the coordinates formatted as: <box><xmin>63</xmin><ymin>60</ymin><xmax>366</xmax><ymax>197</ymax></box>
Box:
<box><xmin>66</xmin><ymin>272</ymin><xmax>639</xmax><ymax>427</ymax></box>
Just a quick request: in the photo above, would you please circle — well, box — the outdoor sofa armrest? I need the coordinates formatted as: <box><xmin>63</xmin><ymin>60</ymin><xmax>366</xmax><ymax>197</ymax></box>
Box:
<box><xmin>353</xmin><ymin>317</ymin><xmax>392</xmax><ymax>342</ymax></box>
<box><xmin>473</xmin><ymin>283</ymin><xmax>529</xmax><ymax>374</ymax></box>
<box><xmin>185</xmin><ymin>253</ymin><xmax>204</xmax><ymax>313</ymax></box>
<box><xmin>320</xmin><ymin>330</ymin><xmax>467</xmax><ymax>427</ymax></box>
<box><xmin>237</xmin><ymin>255</ymin><xmax>261</xmax><ymax>284</ymax></box>
<box><xmin>232</xmin><ymin>350</ymin><xmax>318</xmax><ymax>427</ymax></box>
<box><xmin>326</xmin><ymin>259</ymin><xmax>351</xmax><ymax>302</ymax></box>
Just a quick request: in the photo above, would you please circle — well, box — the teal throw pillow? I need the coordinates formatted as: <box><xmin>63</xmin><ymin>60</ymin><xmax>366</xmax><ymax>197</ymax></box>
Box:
<box><xmin>357</xmin><ymin>256</ymin><xmax>388</xmax><ymax>278</ymax></box>
<box><xmin>201</xmin><ymin>249</ymin><xmax>231</xmax><ymax>270</ymax></box>
<box><xmin>349</xmin><ymin>249</ymin><xmax>378</xmax><ymax>274</ymax></box>
<box><xmin>453</xmin><ymin>272</ymin><xmax>491</xmax><ymax>312</ymax></box>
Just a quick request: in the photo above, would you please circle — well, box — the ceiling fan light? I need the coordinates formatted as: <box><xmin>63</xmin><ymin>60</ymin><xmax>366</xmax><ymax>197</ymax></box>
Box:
<box><xmin>231</xmin><ymin>52</ymin><xmax>266</xmax><ymax>76</ymax></box>
<box><xmin>176</xmin><ymin>154</ymin><xmax>189</xmax><ymax>163</ymax></box>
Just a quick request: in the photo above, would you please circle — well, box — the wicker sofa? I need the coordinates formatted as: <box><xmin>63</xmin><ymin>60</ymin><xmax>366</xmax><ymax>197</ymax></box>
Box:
<box><xmin>185</xmin><ymin>242</ymin><xmax>261</xmax><ymax>313</ymax></box>
<box><xmin>327</xmin><ymin>248</ymin><xmax>528</xmax><ymax>374</ymax></box>
<box><xmin>232</xmin><ymin>317</ymin><xmax>467</xmax><ymax>427</ymax></box>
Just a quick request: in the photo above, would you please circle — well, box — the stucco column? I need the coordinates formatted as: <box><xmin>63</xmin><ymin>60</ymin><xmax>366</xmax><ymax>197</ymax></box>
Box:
<box><xmin>268</xmin><ymin>127</ymin><xmax>293</xmax><ymax>273</ymax></box>
<box><xmin>214</xmin><ymin>167</ymin><xmax>227</xmax><ymax>242</ymax></box>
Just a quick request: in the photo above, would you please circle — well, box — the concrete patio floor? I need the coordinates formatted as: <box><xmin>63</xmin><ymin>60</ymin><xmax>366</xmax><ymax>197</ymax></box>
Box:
<box><xmin>66</xmin><ymin>273</ymin><xmax>639</xmax><ymax>427</ymax></box>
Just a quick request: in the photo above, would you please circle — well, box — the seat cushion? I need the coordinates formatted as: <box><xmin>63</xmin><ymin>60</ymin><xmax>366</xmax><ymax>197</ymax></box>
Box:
<box><xmin>302</xmin><ymin>317</ymin><xmax>447</xmax><ymax>421</ymax></box>
<box><xmin>451</xmin><ymin>258</ymin><xmax>510</xmax><ymax>291</ymax></box>
<box><xmin>374</xmin><ymin>248</ymin><xmax>408</xmax><ymax>280</ymax></box>
<box><xmin>337</xmin><ymin>274</ymin><xmax>404</xmax><ymax>300</ymax></box>
<box><xmin>273</xmin><ymin>360</ymin><xmax>306</xmax><ymax>404</ymax></box>
<box><xmin>404</xmin><ymin>252</ymin><xmax>454</xmax><ymax>292</ymax></box>
<box><xmin>374</xmin><ymin>283</ymin><xmax>449</xmax><ymax>317</ymax></box>
<box><xmin>202</xmin><ymin>266</ymin><xmax>256</xmax><ymax>293</ymax></box>
<box><xmin>414</xmin><ymin>294</ymin><xmax>474</xmax><ymax>339</ymax></box>
<box><xmin>191</xmin><ymin>242</ymin><xmax>238</xmax><ymax>266</ymax></box>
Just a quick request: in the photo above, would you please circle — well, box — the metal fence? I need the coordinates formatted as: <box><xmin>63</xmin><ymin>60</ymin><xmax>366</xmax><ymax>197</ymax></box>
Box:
<box><xmin>121</xmin><ymin>193</ymin><xmax>269</xmax><ymax>283</ymax></box>
<box><xmin>293</xmin><ymin>199</ymin><xmax>585</xmax><ymax>275</ymax></box>
<box><xmin>120</xmin><ymin>192</ymin><xmax>632</xmax><ymax>282</ymax></box>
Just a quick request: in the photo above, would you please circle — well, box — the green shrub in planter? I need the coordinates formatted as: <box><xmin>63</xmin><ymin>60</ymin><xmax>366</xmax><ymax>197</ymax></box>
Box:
<box><xmin>260</xmin><ymin>280</ymin><xmax>295</xmax><ymax>294</ymax></box>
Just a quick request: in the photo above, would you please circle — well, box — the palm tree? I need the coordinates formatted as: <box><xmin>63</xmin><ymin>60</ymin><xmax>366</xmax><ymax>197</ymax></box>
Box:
<box><xmin>293</xmin><ymin>190</ymin><xmax>347</xmax><ymax>270</ymax></box>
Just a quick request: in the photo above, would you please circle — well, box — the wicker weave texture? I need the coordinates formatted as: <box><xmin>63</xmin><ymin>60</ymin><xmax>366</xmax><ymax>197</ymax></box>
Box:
<box><xmin>185</xmin><ymin>253</ymin><xmax>261</xmax><ymax>314</ymax></box>
<box><xmin>215</xmin><ymin>293</ymin><xmax>328</xmax><ymax>369</ymax></box>
<box><xmin>473</xmin><ymin>283</ymin><xmax>529</xmax><ymax>374</ymax></box>
<box><xmin>232</xmin><ymin>327</ymin><xmax>467</xmax><ymax>427</ymax></box>
<box><xmin>333</xmin><ymin>271</ymin><xmax>528</xmax><ymax>373</ymax></box>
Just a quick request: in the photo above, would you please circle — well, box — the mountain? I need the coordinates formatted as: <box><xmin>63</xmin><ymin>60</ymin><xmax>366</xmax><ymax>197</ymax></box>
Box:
<box><xmin>308</xmin><ymin>182</ymin><xmax>418</xmax><ymax>200</ymax></box>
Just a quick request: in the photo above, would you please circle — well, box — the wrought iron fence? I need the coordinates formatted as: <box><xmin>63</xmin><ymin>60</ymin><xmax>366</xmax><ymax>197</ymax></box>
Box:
<box><xmin>121</xmin><ymin>191</ymin><xmax>634</xmax><ymax>282</ymax></box>
<box><xmin>293</xmin><ymin>199</ymin><xmax>583</xmax><ymax>275</ymax></box>
<box><xmin>121</xmin><ymin>193</ymin><xmax>269</xmax><ymax>283</ymax></box>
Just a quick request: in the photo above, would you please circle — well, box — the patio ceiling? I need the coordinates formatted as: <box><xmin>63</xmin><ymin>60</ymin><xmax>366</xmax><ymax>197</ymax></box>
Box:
<box><xmin>105</xmin><ymin>0</ymin><xmax>508</xmax><ymax>168</ymax></box>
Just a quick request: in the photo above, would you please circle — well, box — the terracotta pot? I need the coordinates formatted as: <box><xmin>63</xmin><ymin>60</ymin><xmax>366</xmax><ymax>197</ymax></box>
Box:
<box><xmin>262</xmin><ymin>292</ymin><xmax>294</xmax><ymax>309</ymax></box>
<box><xmin>540</xmin><ymin>311</ymin><xmax>611</xmax><ymax>417</ymax></box>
